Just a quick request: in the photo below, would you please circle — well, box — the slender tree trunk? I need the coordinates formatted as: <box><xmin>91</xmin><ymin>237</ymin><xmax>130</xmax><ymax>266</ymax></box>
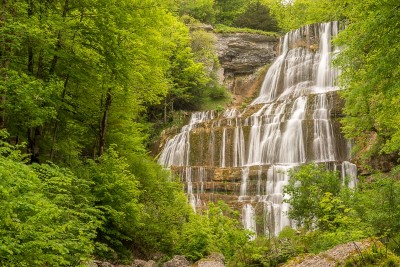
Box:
<box><xmin>36</xmin><ymin>50</ymin><xmax>44</xmax><ymax>78</ymax></box>
<box><xmin>49</xmin><ymin>0</ymin><xmax>69</xmax><ymax>76</ymax></box>
<box><xmin>98</xmin><ymin>88</ymin><xmax>112</xmax><ymax>157</ymax></box>
<box><xmin>0</xmin><ymin>0</ymin><xmax>7</xmax><ymax>129</ymax></box>
<box><xmin>50</xmin><ymin>74</ymin><xmax>69</xmax><ymax>161</ymax></box>
<box><xmin>27</xmin><ymin>0</ymin><xmax>34</xmax><ymax>74</ymax></box>
<box><xmin>1</xmin><ymin>0</ymin><xmax>6</xmax><ymax>21</ymax></box>
<box><xmin>49</xmin><ymin>10</ymin><xmax>84</xmax><ymax>160</ymax></box>
<box><xmin>28</xmin><ymin>127</ymin><xmax>41</xmax><ymax>163</ymax></box>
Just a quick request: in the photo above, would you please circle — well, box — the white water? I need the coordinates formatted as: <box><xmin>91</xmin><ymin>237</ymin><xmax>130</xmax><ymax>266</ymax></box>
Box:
<box><xmin>243</xmin><ymin>204</ymin><xmax>257</xmax><ymax>239</ymax></box>
<box><xmin>313</xmin><ymin>94</ymin><xmax>336</xmax><ymax>162</ymax></box>
<box><xmin>158</xmin><ymin>22</ymin><xmax>357</xmax><ymax>236</ymax></box>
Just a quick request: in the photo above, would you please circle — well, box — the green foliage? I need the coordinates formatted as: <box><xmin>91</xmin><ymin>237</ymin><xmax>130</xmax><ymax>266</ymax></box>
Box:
<box><xmin>343</xmin><ymin>242</ymin><xmax>400</xmax><ymax>267</ymax></box>
<box><xmin>283</xmin><ymin>163</ymin><xmax>343</xmax><ymax>230</ymax></box>
<box><xmin>228</xmin><ymin>227</ymin><xmax>304</xmax><ymax>267</ymax></box>
<box><xmin>233</xmin><ymin>1</ymin><xmax>280</xmax><ymax>32</ymax></box>
<box><xmin>334</xmin><ymin>0</ymin><xmax>400</xmax><ymax>165</ymax></box>
<box><xmin>263</xmin><ymin>0</ymin><xmax>347</xmax><ymax>32</ymax></box>
<box><xmin>179</xmin><ymin>0</ymin><xmax>216</xmax><ymax>24</ymax></box>
<box><xmin>352</xmin><ymin>174</ymin><xmax>400</xmax><ymax>253</ymax></box>
<box><xmin>80</xmin><ymin>148</ymin><xmax>142</xmax><ymax>261</ymax></box>
<box><xmin>214</xmin><ymin>0</ymin><xmax>247</xmax><ymax>26</ymax></box>
<box><xmin>177</xmin><ymin>201</ymin><xmax>249</xmax><ymax>262</ymax></box>
<box><xmin>126</xmin><ymin>154</ymin><xmax>192</xmax><ymax>257</ymax></box>
<box><xmin>0</xmin><ymin>142</ymin><xmax>98</xmax><ymax>266</ymax></box>
<box><xmin>214</xmin><ymin>24</ymin><xmax>279</xmax><ymax>36</ymax></box>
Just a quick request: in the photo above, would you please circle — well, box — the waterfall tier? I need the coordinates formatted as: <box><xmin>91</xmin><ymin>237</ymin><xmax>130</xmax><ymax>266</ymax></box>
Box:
<box><xmin>157</xmin><ymin>22</ymin><xmax>357</xmax><ymax>236</ymax></box>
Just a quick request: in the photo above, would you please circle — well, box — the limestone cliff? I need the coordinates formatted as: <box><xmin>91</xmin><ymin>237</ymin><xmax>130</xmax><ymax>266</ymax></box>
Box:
<box><xmin>215</xmin><ymin>33</ymin><xmax>279</xmax><ymax>105</ymax></box>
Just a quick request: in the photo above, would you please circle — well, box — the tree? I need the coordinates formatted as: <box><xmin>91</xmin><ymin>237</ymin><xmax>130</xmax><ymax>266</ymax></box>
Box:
<box><xmin>263</xmin><ymin>0</ymin><xmax>348</xmax><ymax>31</ymax></box>
<box><xmin>0</xmin><ymin>134</ymin><xmax>98</xmax><ymax>266</ymax></box>
<box><xmin>283</xmin><ymin>164</ymin><xmax>343</xmax><ymax>230</ymax></box>
<box><xmin>179</xmin><ymin>0</ymin><xmax>216</xmax><ymax>24</ymax></box>
<box><xmin>82</xmin><ymin>148</ymin><xmax>142</xmax><ymax>260</ymax></box>
<box><xmin>214</xmin><ymin>0</ymin><xmax>247</xmax><ymax>26</ymax></box>
<box><xmin>234</xmin><ymin>1</ymin><xmax>280</xmax><ymax>32</ymax></box>
<box><xmin>335</xmin><ymin>0</ymin><xmax>400</xmax><ymax>167</ymax></box>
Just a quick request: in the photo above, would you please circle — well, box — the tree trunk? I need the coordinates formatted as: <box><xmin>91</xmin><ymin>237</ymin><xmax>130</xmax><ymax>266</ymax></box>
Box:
<box><xmin>27</xmin><ymin>0</ymin><xmax>34</xmax><ymax>74</ymax></box>
<box><xmin>0</xmin><ymin>0</ymin><xmax>7</xmax><ymax>129</ymax></box>
<box><xmin>28</xmin><ymin>127</ymin><xmax>41</xmax><ymax>163</ymax></box>
<box><xmin>98</xmin><ymin>88</ymin><xmax>112</xmax><ymax>157</ymax></box>
<box><xmin>49</xmin><ymin>0</ymin><xmax>69</xmax><ymax>76</ymax></box>
<box><xmin>50</xmin><ymin>74</ymin><xmax>69</xmax><ymax>161</ymax></box>
<box><xmin>1</xmin><ymin>0</ymin><xmax>6</xmax><ymax>22</ymax></box>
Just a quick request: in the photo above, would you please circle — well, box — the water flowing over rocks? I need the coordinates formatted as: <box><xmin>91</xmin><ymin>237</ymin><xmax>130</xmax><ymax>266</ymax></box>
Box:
<box><xmin>157</xmin><ymin>22</ymin><xmax>357</xmax><ymax>237</ymax></box>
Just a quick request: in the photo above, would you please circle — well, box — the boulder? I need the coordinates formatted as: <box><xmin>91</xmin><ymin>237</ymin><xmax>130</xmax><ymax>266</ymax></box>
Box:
<box><xmin>133</xmin><ymin>259</ymin><xmax>157</xmax><ymax>267</ymax></box>
<box><xmin>195</xmin><ymin>253</ymin><xmax>225</xmax><ymax>267</ymax></box>
<box><xmin>162</xmin><ymin>255</ymin><xmax>191</xmax><ymax>267</ymax></box>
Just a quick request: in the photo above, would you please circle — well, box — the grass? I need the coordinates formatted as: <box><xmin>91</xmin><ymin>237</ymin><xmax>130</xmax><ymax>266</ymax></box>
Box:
<box><xmin>214</xmin><ymin>24</ymin><xmax>282</xmax><ymax>37</ymax></box>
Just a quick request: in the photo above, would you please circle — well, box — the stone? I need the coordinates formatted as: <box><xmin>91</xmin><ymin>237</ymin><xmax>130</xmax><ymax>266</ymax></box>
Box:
<box><xmin>217</xmin><ymin>33</ymin><xmax>278</xmax><ymax>75</ymax></box>
<box><xmin>85</xmin><ymin>262</ymin><xmax>98</xmax><ymax>267</ymax></box>
<box><xmin>195</xmin><ymin>253</ymin><xmax>225</xmax><ymax>267</ymax></box>
<box><xmin>216</xmin><ymin>32</ymin><xmax>278</xmax><ymax>105</ymax></box>
<box><xmin>132</xmin><ymin>259</ymin><xmax>157</xmax><ymax>267</ymax></box>
<box><xmin>162</xmin><ymin>255</ymin><xmax>191</xmax><ymax>267</ymax></box>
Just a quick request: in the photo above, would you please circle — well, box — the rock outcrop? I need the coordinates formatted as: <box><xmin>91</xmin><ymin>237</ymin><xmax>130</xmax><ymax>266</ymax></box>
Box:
<box><xmin>216</xmin><ymin>33</ymin><xmax>279</xmax><ymax>104</ymax></box>
<box><xmin>283</xmin><ymin>240</ymin><xmax>372</xmax><ymax>267</ymax></box>
<box><xmin>162</xmin><ymin>255</ymin><xmax>191</xmax><ymax>267</ymax></box>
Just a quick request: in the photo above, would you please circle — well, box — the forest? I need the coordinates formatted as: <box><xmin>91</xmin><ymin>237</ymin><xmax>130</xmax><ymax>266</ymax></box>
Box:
<box><xmin>0</xmin><ymin>0</ymin><xmax>399</xmax><ymax>266</ymax></box>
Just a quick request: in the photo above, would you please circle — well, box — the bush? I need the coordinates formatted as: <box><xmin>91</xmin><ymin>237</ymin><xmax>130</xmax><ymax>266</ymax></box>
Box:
<box><xmin>0</xmin><ymin>145</ymin><xmax>98</xmax><ymax>266</ymax></box>
<box><xmin>233</xmin><ymin>1</ymin><xmax>280</xmax><ymax>32</ymax></box>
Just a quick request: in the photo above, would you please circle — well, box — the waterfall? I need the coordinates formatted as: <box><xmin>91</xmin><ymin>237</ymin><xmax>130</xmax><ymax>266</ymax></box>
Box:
<box><xmin>243</xmin><ymin>204</ymin><xmax>257</xmax><ymax>239</ymax></box>
<box><xmin>158</xmin><ymin>21</ymin><xmax>357</xmax><ymax>236</ymax></box>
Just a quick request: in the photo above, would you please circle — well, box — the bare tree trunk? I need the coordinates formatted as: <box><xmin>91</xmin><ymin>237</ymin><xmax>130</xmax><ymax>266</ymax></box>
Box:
<box><xmin>0</xmin><ymin>0</ymin><xmax>8</xmax><ymax>129</ymax></box>
<box><xmin>28</xmin><ymin>127</ymin><xmax>41</xmax><ymax>163</ymax></box>
<box><xmin>50</xmin><ymin>74</ymin><xmax>69</xmax><ymax>161</ymax></box>
<box><xmin>1</xmin><ymin>0</ymin><xmax>6</xmax><ymax>21</ymax></box>
<box><xmin>98</xmin><ymin>88</ymin><xmax>112</xmax><ymax>157</ymax></box>
<box><xmin>27</xmin><ymin>0</ymin><xmax>34</xmax><ymax>74</ymax></box>
<box><xmin>49</xmin><ymin>0</ymin><xmax>69</xmax><ymax>76</ymax></box>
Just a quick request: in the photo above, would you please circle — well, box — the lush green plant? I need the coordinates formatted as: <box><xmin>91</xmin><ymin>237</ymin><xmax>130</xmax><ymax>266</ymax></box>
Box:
<box><xmin>179</xmin><ymin>0</ymin><xmax>216</xmax><ymax>24</ymax></box>
<box><xmin>283</xmin><ymin>164</ymin><xmax>344</xmax><ymax>230</ymax></box>
<box><xmin>0</xmin><ymin>139</ymin><xmax>98</xmax><ymax>266</ymax></box>
<box><xmin>214</xmin><ymin>0</ymin><xmax>247</xmax><ymax>26</ymax></box>
<box><xmin>233</xmin><ymin>1</ymin><xmax>280</xmax><ymax>32</ymax></box>
<box><xmin>76</xmin><ymin>148</ymin><xmax>142</xmax><ymax>261</ymax></box>
<box><xmin>335</xmin><ymin>0</ymin><xmax>400</xmax><ymax>167</ymax></box>
<box><xmin>228</xmin><ymin>227</ymin><xmax>305</xmax><ymax>267</ymax></box>
<box><xmin>177</xmin><ymin>201</ymin><xmax>249</xmax><ymax>262</ymax></box>
<box><xmin>214</xmin><ymin>24</ymin><xmax>279</xmax><ymax>36</ymax></box>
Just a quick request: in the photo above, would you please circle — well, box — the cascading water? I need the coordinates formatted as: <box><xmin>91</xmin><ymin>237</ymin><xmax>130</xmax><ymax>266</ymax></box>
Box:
<box><xmin>157</xmin><ymin>21</ymin><xmax>357</xmax><ymax>236</ymax></box>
